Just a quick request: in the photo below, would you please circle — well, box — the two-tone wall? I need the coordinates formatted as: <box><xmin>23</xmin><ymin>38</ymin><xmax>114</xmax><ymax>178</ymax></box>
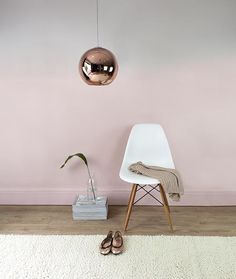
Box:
<box><xmin>1</xmin><ymin>0</ymin><xmax>236</xmax><ymax>205</ymax></box>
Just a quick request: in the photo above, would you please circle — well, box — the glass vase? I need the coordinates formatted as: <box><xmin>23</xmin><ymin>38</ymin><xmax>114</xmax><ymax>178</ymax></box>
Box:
<box><xmin>87</xmin><ymin>174</ymin><xmax>97</xmax><ymax>203</ymax></box>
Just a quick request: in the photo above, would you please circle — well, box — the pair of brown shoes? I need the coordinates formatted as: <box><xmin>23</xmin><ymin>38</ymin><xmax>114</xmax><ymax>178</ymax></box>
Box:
<box><xmin>99</xmin><ymin>231</ymin><xmax>123</xmax><ymax>255</ymax></box>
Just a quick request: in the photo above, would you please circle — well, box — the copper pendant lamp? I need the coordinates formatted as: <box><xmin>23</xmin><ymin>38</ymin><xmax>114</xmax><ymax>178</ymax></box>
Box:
<box><xmin>79</xmin><ymin>0</ymin><xmax>118</xmax><ymax>86</ymax></box>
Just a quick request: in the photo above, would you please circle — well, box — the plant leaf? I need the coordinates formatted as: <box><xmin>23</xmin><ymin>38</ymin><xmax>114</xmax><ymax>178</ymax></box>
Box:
<box><xmin>60</xmin><ymin>153</ymin><xmax>88</xmax><ymax>168</ymax></box>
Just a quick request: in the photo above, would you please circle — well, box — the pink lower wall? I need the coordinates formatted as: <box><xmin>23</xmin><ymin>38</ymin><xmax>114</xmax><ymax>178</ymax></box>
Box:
<box><xmin>0</xmin><ymin>0</ymin><xmax>236</xmax><ymax>205</ymax></box>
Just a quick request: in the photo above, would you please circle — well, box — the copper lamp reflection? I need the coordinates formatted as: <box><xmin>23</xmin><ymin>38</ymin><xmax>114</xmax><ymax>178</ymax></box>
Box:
<box><xmin>79</xmin><ymin>47</ymin><xmax>118</xmax><ymax>86</ymax></box>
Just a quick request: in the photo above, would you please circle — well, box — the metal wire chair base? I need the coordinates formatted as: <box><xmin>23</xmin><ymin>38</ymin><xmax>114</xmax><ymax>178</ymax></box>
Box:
<box><xmin>133</xmin><ymin>184</ymin><xmax>164</xmax><ymax>206</ymax></box>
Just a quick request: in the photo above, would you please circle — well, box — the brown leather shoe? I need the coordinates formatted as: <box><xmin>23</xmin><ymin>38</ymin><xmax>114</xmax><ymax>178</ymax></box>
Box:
<box><xmin>111</xmin><ymin>231</ymin><xmax>123</xmax><ymax>255</ymax></box>
<box><xmin>99</xmin><ymin>231</ymin><xmax>113</xmax><ymax>255</ymax></box>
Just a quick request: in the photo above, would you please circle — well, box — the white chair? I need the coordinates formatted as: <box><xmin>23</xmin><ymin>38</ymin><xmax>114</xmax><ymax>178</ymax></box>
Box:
<box><xmin>119</xmin><ymin>123</ymin><xmax>175</xmax><ymax>231</ymax></box>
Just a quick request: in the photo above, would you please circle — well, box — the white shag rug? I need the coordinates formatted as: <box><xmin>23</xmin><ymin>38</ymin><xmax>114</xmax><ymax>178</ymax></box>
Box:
<box><xmin>0</xmin><ymin>235</ymin><xmax>235</xmax><ymax>279</ymax></box>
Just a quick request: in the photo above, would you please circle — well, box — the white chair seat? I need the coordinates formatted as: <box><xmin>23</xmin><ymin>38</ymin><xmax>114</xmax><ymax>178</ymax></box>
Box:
<box><xmin>119</xmin><ymin>123</ymin><xmax>175</xmax><ymax>185</ymax></box>
<box><xmin>119</xmin><ymin>163</ymin><xmax>160</xmax><ymax>184</ymax></box>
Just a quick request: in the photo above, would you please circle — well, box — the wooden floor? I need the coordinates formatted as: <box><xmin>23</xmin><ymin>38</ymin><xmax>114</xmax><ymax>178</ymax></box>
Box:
<box><xmin>0</xmin><ymin>205</ymin><xmax>236</xmax><ymax>236</ymax></box>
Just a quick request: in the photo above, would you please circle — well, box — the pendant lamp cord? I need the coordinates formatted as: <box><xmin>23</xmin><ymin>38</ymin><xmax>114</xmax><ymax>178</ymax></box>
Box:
<box><xmin>96</xmin><ymin>0</ymin><xmax>99</xmax><ymax>46</ymax></box>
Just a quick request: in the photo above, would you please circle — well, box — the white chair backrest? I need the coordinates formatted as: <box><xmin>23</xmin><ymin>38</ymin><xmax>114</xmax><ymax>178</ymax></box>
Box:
<box><xmin>122</xmin><ymin>123</ymin><xmax>175</xmax><ymax>169</ymax></box>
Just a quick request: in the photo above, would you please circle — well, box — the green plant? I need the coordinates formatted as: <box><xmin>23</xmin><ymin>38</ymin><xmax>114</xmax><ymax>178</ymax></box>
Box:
<box><xmin>60</xmin><ymin>153</ymin><xmax>96</xmax><ymax>200</ymax></box>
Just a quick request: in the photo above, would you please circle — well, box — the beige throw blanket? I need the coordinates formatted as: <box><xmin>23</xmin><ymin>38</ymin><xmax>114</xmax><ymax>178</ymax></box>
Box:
<box><xmin>129</xmin><ymin>162</ymin><xmax>184</xmax><ymax>201</ymax></box>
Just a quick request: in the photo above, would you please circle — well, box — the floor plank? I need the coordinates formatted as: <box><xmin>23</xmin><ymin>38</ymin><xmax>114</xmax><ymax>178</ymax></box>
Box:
<box><xmin>0</xmin><ymin>206</ymin><xmax>236</xmax><ymax>236</ymax></box>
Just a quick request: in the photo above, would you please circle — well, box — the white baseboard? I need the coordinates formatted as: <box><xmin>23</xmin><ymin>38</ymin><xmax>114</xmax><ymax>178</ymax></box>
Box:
<box><xmin>0</xmin><ymin>189</ymin><xmax>235</xmax><ymax>206</ymax></box>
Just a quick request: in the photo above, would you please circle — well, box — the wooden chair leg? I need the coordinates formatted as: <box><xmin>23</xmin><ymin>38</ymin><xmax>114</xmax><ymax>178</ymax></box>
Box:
<box><xmin>124</xmin><ymin>184</ymin><xmax>137</xmax><ymax>231</ymax></box>
<box><xmin>159</xmin><ymin>184</ymin><xmax>174</xmax><ymax>232</ymax></box>
<box><xmin>126</xmin><ymin>184</ymin><xmax>134</xmax><ymax>213</ymax></box>
<box><xmin>160</xmin><ymin>186</ymin><xmax>170</xmax><ymax>213</ymax></box>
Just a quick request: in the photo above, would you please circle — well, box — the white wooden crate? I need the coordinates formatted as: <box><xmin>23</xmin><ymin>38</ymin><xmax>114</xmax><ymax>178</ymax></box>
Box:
<box><xmin>72</xmin><ymin>197</ymin><xmax>108</xmax><ymax>220</ymax></box>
